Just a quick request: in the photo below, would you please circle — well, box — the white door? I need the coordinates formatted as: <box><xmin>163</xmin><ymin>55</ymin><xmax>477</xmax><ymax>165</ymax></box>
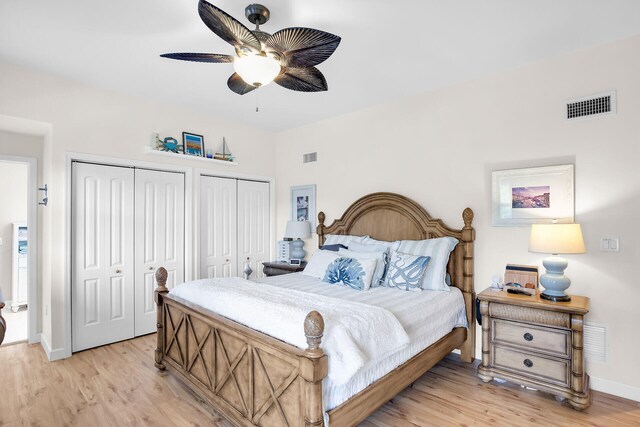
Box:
<box><xmin>72</xmin><ymin>162</ymin><xmax>135</xmax><ymax>352</ymax></box>
<box><xmin>134</xmin><ymin>169</ymin><xmax>185</xmax><ymax>336</ymax></box>
<box><xmin>237</xmin><ymin>180</ymin><xmax>270</xmax><ymax>280</ymax></box>
<box><xmin>199</xmin><ymin>176</ymin><xmax>237</xmax><ymax>278</ymax></box>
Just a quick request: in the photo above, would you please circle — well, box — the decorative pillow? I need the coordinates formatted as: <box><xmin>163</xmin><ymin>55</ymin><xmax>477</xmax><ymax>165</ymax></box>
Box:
<box><xmin>361</xmin><ymin>237</ymin><xmax>401</xmax><ymax>253</ymax></box>
<box><xmin>398</xmin><ymin>237</ymin><xmax>458</xmax><ymax>292</ymax></box>
<box><xmin>324</xmin><ymin>234</ymin><xmax>367</xmax><ymax>247</ymax></box>
<box><xmin>384</xmin><ymin>252</ymin><xmax>431</xmax><ymax>292</ymax></box>
<box><xmin>338</xmin><ymin>248</ymin><xmax>386</xmax><ymax>287</ymax></box>
<box><xmin>301</xmin><ymin>250</ymin><xmax>341</xmax><ymax>279</ymax></box>
<box><xmin>345</xmin><ymin>241</ymin><xmax>393</xmax><ymax>286</ymax></box>
<box><xmin>322</xmin><ymin>257</ymin><xmax>378</xmax><ymax>290</ymax></box>
<box><xmin>320</xmin><ymin>243</ymin><xmax>348</xmax><ymax>252</ymax></box>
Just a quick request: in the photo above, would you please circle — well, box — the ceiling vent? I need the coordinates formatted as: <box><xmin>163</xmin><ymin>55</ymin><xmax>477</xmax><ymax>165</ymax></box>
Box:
<box><xmin>584</xmin><ymin>323</ymin><xmax>607</xmax><ymax>363</ymax></box>
<box><xmin>565</xmin><ymin>91</ymin><xmax>616</xmax><ymax>120</ymax></box>
<box><xmin>303</xmin><ymin>152</ymin><xmax>317</xmax><ymax>163</ymax></box>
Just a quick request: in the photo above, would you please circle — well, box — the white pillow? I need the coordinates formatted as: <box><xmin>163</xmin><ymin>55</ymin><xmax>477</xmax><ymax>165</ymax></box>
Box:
<box><xmin>338</xmin><ymin>248</ymin><xmax>386</xmax><ymax>287</ymax></box>
<box><xmin>322</xmin><ymin>257</ymin><xmax>378</xmax><ymax>290</ymax></box>
<box><xmin>324</xmin><ymin>234</ymin><xmax>368</xmax><ymax>246</ymax></box>
<box><xmin>398</xmin><ymin>237</ymin><xmax>459</xmax><ymax>292</ymax></box>
<box><xmin>302</xmin><ymin>250</ymin><xmax>341</xmax><ymax>279</ymax></box>
<box><xmin>362</xmin><ymin>237</ymin><xmax>401</xmax><ymax>252</ymax></box>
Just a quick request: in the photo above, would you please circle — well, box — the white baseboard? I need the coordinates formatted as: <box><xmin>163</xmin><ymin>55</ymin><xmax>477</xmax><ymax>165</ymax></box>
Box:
<box><xmin>591</xmin><ymin>376</ymin><xmax>640</xmax><ymax>402</ymax></box>
<box><xmin>39</xmin><ymin>333</ymin><xmax>67</xmax><ymax>361</ymax></box>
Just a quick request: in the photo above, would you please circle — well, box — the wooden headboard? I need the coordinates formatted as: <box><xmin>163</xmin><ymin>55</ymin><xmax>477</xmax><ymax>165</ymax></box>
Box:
<box><xmin>317</xmin><ymin>192</ymin><xmax>476</xmax><ymax>361</ymax></box>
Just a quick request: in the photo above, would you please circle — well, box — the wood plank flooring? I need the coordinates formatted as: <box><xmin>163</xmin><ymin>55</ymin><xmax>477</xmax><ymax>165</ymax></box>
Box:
<box><xmin>0</xmin><ymin>335</ymin><xmax>638</xmax><ymax>426</ymax></box>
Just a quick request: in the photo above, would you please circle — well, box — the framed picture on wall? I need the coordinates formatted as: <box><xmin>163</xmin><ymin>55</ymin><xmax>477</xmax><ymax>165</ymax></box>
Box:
<box><xmin>290</xmin><ymin>184</ymin><xmax>316</xmax><ymax>230</ymax></box>
<box><xmin>182</xmin><ymin>132</ymin><xmax>204</xmax><ymax>156</ymax></box>
<box><xmin>492</xmin><ymin>164</ymin><xmax>574</xmax><ymax>226</ymax></box>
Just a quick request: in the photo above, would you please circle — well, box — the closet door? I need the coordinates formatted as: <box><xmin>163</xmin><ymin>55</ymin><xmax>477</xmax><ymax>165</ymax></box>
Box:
<box><xmin>72</xmin><ymin>162</ymin><xmax>135</xmax><ymax>352</ymax></box>
<box><xmin>237</xmin><ymin>180</ymin><xmax>270</xmax><ymax>279</ymax></box>
<box><xmin>134</xmin><ymin>169</ymin><xmax>185</xmax><ymax>336</ymax></box>
<box><xmin>199</xmin><ymin>176</ymin><xmax>237</xmax><ymax>278</ymax></box>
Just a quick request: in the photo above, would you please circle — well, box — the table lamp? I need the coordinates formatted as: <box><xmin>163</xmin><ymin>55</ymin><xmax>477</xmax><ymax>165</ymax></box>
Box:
<box><xmin>529</xmin><ymin>223</ymin><xmax>585</xmax><ymax>302</ymax></box>
<box><xmin>285</xmin><ymin>220</ymin><xmax>311</xmax><ymax>261</ymax></box>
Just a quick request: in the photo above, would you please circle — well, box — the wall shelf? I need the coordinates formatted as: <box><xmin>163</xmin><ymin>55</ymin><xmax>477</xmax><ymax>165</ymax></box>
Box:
<box><xmin>144</xmin><ymin>147</ymin><xmax>238</xmax><ymax>166</ymax></box>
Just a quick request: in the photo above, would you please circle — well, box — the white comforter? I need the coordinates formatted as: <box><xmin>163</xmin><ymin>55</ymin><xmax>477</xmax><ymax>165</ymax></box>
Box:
<box><xmin>169</xmin><ymin>277</ymin><xmax>410</xmax><ymax>385</ymax></box>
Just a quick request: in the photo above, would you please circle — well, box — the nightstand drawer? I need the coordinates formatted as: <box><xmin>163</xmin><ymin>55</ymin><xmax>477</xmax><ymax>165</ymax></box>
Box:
<box><xmin>491</xmin><ymin>344</ymin><xmax>570</xmax><ymax>387</ymax></box>
<box><xmin>489</xmin><ymin>302</ymin><xmax>571</xmax><ymax>328</ymax></box>
<box><xmin>491</xmin><ymin>319</ymin><xmax>571</xmax><ymax>358</ymax></box>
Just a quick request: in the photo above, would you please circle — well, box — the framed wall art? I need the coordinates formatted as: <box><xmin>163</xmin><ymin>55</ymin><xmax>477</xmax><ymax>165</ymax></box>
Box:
<box><xmin>492</xmin><ymin>164</ymin><xmax>574</xmax><ymax>226</ymax></box>
<box><xmin>290</xmin><ymin>184</ymin><xmax>316</xmax><ymax>230</ymax></box>
<box><xmin>183</xmin><ymin>132</ymin><xmax>204</xmax><ymax>156</ymax></box>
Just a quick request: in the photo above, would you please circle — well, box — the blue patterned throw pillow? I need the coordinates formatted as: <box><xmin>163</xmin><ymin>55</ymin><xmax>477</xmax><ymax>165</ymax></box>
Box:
<box><xmin>384</xmin><ymin>252</ymin><xmax>431</xmax><ymax>291</ymax></box>
<box><xmin>322</xmin><ymin>257</ymin><xmax>377</xmax><ymax>290</ymax></box>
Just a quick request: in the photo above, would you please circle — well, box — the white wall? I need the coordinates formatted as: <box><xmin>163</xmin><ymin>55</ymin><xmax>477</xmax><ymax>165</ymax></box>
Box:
<box><xmin>0</xmin><ymin>161</ymin><xmax>28</xmax><ymax>302</ymax></box>
<box><xmin>0</xmin><ymin>62</ymin><xmax>278</xmax><ymax>353</ymax></box>
<box><xmin>275</xmin><ymin>35</ymin><xmax>640</xmax><ymax>395</ymax></box>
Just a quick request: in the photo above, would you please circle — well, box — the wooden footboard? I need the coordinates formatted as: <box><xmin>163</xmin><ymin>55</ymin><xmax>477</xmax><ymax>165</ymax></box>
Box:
<box><xmin>154</xmin><ymin>268</ymin><xmax>328</xmax><ymax>427</ymax></box>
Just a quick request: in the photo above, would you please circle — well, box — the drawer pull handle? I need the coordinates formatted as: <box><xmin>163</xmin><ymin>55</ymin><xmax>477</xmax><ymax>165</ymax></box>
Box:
<box><xmin>523</xmin><ymin>359</ymin><xmax>533</xmax><ymax>368</ymax></box>
<box><xmin>524</xmin><ymin>332</ymin><xmax>533</xmax><ymax>341</ymax></box>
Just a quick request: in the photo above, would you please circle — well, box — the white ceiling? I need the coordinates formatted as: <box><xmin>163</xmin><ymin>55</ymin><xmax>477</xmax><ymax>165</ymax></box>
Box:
<box><xmin>1</xmin><ymin>0</ymin><xmax>640</xmax><ymax>131</ymax></box>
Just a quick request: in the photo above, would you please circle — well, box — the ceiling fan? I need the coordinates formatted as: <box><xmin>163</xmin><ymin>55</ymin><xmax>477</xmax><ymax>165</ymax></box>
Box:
<box><xmin>161</xmin><ymin>0</ymin><xmax>341</xmax><ymax>95</ymax></box>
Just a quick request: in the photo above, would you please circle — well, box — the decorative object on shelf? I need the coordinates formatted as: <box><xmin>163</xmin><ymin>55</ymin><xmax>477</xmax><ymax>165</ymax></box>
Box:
<box><xmin>206</xmin><ymin>149</ymin><xmax>213</xmax><ymax>159</ymax></box>
<box><xmin>290</xmin><ymin>184</ymin><xmax>316</xmax><ymax>229</ymax></box>
<box><xmin>214</xmin><ymin>137</ymin><xmax>235</xmax><ymax>161</ymax></box>
<box><xmin>503</xmin><ymin>264</ymin><xmax>538</xmax><ymax>296</ymax></box>
<box><xmin>38</xmin><ymin>184</ymin><xmax>48</xmax><ymax>206</ymax></box>
<box><xmin>153</xmin><ymin>133</ymin><xmax>185</xmax><ymax>154</ymax></box>
<box><xmin>160</xmin><ymin>1</ymin><xmax>341</xmax><ymax>95</ymax></box>
<box><xmin>243</xmin><ymin>259</ymin><xmax>253</xmax><ymax>280</ymax></box>
<box><xmin>285</xmin><ymin>220</ymin><xmax>311</xmax><ymax>261</ymax></box>
<box><xmin>529</xmin><ymin>223</ymin><xmax>586</xmax><ymax>302</ymax></box>
<box><xmin>182</xmin><ymin>132</ymin><xmax>205</xmax><ymax>156</ymax></box>
<box><xmin>492</xmin><ymin>164</ymin><xmax>574</xmax><ymax>226</ymax></box>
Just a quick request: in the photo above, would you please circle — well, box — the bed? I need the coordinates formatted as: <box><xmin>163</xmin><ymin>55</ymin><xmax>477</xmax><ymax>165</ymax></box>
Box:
<box><xmin>154</xmin><ymin>192</ymin><xmax>476</xmax><ymax>426</ymax></box>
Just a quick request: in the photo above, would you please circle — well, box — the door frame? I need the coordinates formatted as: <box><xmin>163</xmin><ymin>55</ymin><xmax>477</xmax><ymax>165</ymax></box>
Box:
<box><xmin>64</xmin><ymin>152</ymin><xmax>193</xmax><ymax>358</ymax></box>
<box><xmin>195</xmin><ymin>169</ymin><xmax>276</xmax><ymax>281</ymax></box>
<box><xmin>0</xmin><ymin>154</ymin><xmax>39</xmax><ymax>344</ymax></box>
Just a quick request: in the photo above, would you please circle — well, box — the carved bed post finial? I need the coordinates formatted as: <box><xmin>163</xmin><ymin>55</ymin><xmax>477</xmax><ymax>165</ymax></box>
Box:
<box><xmin>154</xmin><ymin>267</ymin><xmax>169</xmax><ymax>370</ymax></box>
<box><xmin>317</xmin><ymin>212</ymin><xmax>326</xmax><ymax>248</ymax></box>
<box><xmin>462</xmin><ymin>207</ymin><xmax>474</xmax><ymax>228</ymax></box>
<box><xmin>302</xmin><ymin>310</ymin><xmax>327</xmax><ymax>427</ymax></box>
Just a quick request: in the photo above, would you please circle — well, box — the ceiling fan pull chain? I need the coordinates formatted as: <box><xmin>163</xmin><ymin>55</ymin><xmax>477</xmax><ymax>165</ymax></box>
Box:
<box><xmin>255</xmin><ymin>90</ymin><xmax>260</xmax><ymax>113</ymax></box>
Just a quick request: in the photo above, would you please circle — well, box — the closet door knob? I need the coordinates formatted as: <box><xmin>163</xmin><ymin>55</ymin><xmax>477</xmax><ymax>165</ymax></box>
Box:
<box><xmin>149</xmin><ymin>266</ymin><xmax>154</xmax><ymax>271</ymax></box>
<box><xmin>225</xmin><ymin>259</ymin><xmax>230</xmax><ymax>262</ymax></box>
<box><xmin>115</xmin><ymin>269</ymin><xmax>122</xmax><ymax>274</ymax></box>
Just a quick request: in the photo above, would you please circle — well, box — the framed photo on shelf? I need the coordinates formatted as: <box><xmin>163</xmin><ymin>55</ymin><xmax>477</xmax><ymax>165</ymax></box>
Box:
<box><xmin>492</xmin><ymin>164</ymin><xmax>574</xmax><ymax>226</ymax></box>
<box><xmin>290</xmin><ymin>184</ymin><xmax>316</xmax><ymax>230</ymax></box>
<box><xmin>182</xmin><ymin>132</ymin><xmax>204</xmax><ymax>156</ymax></box>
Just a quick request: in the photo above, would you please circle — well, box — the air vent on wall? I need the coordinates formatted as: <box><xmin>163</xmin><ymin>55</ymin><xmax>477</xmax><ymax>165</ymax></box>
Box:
<box><xmin>303</xmin><ymin>152</ymin><xmax>317</xmax><ymax>163</ymax></box>
<box><xmin>565</xmin><ymin>91</ymin><xmax>616</xmax><ymax>120</ymax></box>
<box><xmin>584</xmin><ymin>323</ymin><xmax>607</xmax><ymax>363</ymax></box>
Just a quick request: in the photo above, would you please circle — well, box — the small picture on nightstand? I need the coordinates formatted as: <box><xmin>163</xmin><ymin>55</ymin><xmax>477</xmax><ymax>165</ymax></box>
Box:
<box><xmin>503</xmin><ymin>264</ymin><xmax>538</xmax><ymax>296</ymax></box>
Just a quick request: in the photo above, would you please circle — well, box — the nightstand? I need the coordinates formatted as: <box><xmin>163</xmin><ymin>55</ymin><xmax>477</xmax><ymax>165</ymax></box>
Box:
<box><xmin>477</xmin><ymin>288</ymin><xmax>590</xmax><ymax>410</ymax></box>
<box><xmin>262</xmin><ymin>261</ymin><xmax>307</xmax><ymax>277</ymax></box>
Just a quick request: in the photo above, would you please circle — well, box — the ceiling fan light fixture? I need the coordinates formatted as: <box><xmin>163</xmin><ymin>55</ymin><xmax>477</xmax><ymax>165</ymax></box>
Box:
<box><xmin>233</xmin><ymin>54</ymin><xmax>281</xmax><ymax>87</ymax></box>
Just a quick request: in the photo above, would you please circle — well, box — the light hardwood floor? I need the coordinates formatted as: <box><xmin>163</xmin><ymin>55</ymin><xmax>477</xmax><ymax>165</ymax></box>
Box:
<box><xmin>1</xmin><ymin>335</ymin><xmax>638</xmax><ymax>426</ymax></box>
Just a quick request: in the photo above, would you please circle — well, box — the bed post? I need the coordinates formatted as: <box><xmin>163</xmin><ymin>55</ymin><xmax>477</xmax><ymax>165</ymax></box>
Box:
<box><xmin>0</xmin><ymin>300</ymin><xmax>5</xmax><ymax>346</ymax></box>
<box><xmin>301</xmin><ymin>311</ymin><xmax>328</xmax><ymax>427</ymax></box>
<box><xmin>154</xmin><ymin>267</ymin><xmax>169</xmax><ymax>370</ymax></box>
<box><xmin>460</xmin><ymin>208</ymin><xmax>476</xmax><ymax>363</ymax></box>
<box><xmin>317</xmin><ymin>212</ymin><xmax>326</xmax><ymax>248</ymax></box>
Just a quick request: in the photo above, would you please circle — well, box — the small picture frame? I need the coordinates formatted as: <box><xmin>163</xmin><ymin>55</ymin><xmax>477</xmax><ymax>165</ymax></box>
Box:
<box><xmin>290</xmin><ymin>184</ymin><xmax>316</xmax><ymax>230</ymax></box>
<box><xmin>182</xmin><ymin>132</ymin><xmax>204</xmax><ymax>157</ymax></box>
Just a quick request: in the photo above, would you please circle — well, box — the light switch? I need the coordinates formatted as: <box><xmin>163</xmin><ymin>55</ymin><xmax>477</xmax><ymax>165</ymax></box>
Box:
<box><xmin>600</xmin><ymin>238</ymin><xmax>619</xmax><ymax>252</ymax></box>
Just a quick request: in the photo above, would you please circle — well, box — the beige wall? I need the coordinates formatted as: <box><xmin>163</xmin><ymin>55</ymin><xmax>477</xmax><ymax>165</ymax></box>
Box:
<box><xmin>0</xmin><ymin>62</ymin><xmax>278</xmax><ymax>352</ymax></box>
<box><xmin>275</xmin><ymin>35</ymin><xmax>640</xmax><ymax>394</ymax></box>
<box><xmin>0</xmin><ymin>161</ymin><xmax>28</xmax><ymax>302</ymax></box>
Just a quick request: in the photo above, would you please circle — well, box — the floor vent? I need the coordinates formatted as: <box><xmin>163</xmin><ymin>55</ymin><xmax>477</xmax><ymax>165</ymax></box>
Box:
<box><xmin>565</xmin><ymin>91</ymin><xmax>616</xmax><ymax>120</ymax></box>
<box><xmin>303</xmin><ymin>152</ymin><xmax>317</xmax><ymax>163</ymax></box>
<box><xmin>584</xmin><ymin>323</ymin><xmax>607</xmax><ymax>363</ymax></box>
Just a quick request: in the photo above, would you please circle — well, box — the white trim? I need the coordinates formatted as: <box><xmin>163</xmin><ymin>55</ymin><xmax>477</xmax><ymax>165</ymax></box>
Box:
<box><xmin>144</xmin><ymin>147</ymin><xmax>238</xmax><ymax>166</ymax></box>
<box><xmin>64</xmin><ymin>151</ymin><xmax>195</xmax><ymax>358</ymax></box>
<box><xmin>591</xmin><ymin>376</ymin><xmax>640</xmax><ymax>402</ymax></box>
<box><xmin>40</xmin><ymin>332</ymin><xmax>66</xmax><ymax>361</ymax></box>
<box><xmin>0</xmin><ymin>154</ymin><xmax>40</xmax><ymax>345</ymax></box>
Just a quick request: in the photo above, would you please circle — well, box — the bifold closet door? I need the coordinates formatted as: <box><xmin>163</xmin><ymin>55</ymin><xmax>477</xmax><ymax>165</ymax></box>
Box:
<box><xmin>72</xmin><ymin>162</ymin><xmax>135</xmax><ymax>352</ymax></box>
<box><xmin>237</xmin><ymin>180</ymin><xmax>270</xmax><ymax>279</ymax></box>
<box><xmin>200</xmin><ymin>176</ymin><xmax>237</xmax><ymax>278</ymax></box>
<box><xmin>134</xmin><ymin>169</ymin><xmax>185</xmax><ymax>336</ymax></box>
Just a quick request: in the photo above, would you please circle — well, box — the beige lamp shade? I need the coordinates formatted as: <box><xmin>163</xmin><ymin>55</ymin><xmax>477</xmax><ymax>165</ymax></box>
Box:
<box><xmin>284</xmin><ymin>220</ymin><xmax>311</xmax><ymax>239</ymax></box>
<box><xmin>529</xmin><ymin>223</ymin><xmax>586</xmax><ymax>254</ymax></box>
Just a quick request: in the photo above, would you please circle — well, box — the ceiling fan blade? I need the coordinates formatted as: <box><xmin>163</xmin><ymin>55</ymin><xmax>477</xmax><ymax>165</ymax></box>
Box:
<box><xmin>198</xmin><ymin>0</ymin><xmax>262</xmax><ymax>53</ymax></box>
<box><xmin>160</xmin><ymin>53</ymin><xmax>234</xmax><ymax>63</ymax></box>
<box><xmin>274</xmin><ymin>67</ymin><xmax>328</xmax><ymax>92</ymax></box>
<box><xmin>265</xmin><ymin>27</ymin><xmax>341</xmax><ymax>68</ymax></box>
<box><xmin>227</xmin><ymin>73</ymin><xmax>257</xmax><ymax>95</ymax></box>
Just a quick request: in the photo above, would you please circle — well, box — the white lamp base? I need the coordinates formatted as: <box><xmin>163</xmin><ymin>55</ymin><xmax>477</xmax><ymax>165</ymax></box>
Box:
<box><xmin>540</xmin><ymin>255</ymin><xmax>572</xmax><ymax>302</ymax></box>
<box><xmin>290</xmin><ymin>238</ymin><xmax>306</xmax><ymax>261</ymax></box>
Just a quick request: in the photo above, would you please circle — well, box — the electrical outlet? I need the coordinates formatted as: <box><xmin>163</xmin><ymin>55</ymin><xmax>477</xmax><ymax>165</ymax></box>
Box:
<box><xmin>600</xmin><ymin>238</ymin><xmax>619</xmax><ymax>252</ymax></box>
